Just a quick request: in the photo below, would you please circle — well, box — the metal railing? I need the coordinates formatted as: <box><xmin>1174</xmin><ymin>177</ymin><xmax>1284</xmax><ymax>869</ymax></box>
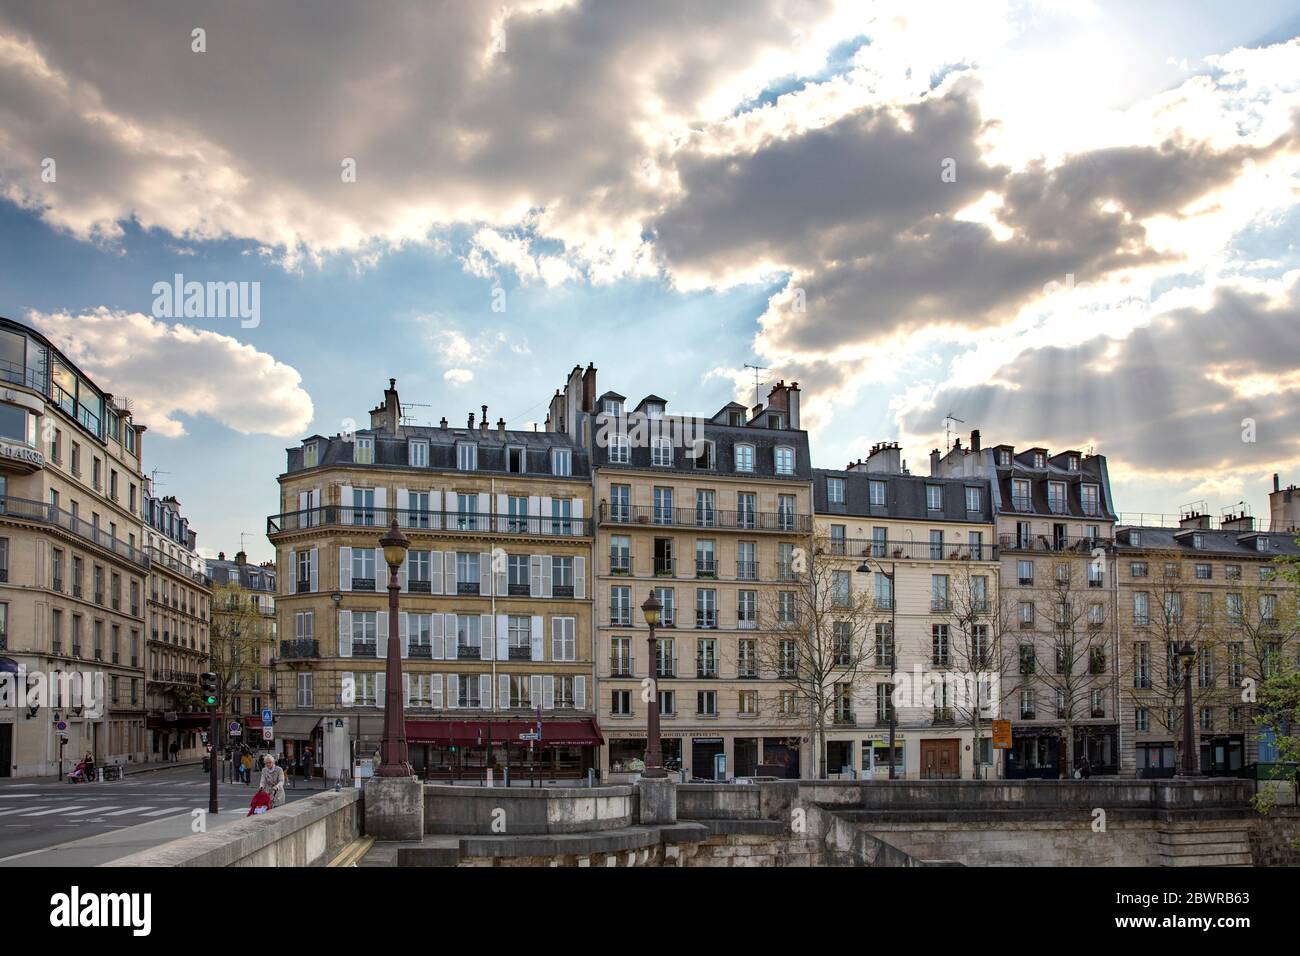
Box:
<box><xmin>600</xmin><ymin>503</ymin><xmax>811</xmax><ymax>533</ymax></box>
<box><xmin>999</xmin><ymin>533</ymin><xmax>1112</xmax><ymax>553</ymax></box>
<box><xmin>821</xmin><ymin>538</ymin><xmax>998</xmax><ymax>561</ymax></box>
<box><xmin>0</xmin><ymin>496</ymin><xmax>149</xmax><ymax>568</ymax></box>
<box><xmin>268</xmin><ymin>505</ymin><xmax>590</xmax><ymax>538</ymax></box>
<box><xmin>279</xmin><ymin>639</ymin><xmax>320</xmax><ymax>660</ymax></box>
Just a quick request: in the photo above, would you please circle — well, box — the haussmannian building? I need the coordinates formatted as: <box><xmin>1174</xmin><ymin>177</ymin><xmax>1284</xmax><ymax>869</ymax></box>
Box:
<box><xmin>545</xmin><ymin>364</ymin><xmax>815</xmax><ymax>781</ymax></box>
<box><xmin>143</xmin><ymin>485</ymin><xmax>212</xmax><ymax>763</ymax></box>
<box><xmin>206</xmin><ymin>550</ymin><xmax>276</xmax><ymax>752</ymax></box>
<box><xmin>267</xmin><ymin>380</ymin><xmax>599</xmax><ymax>783</ymax></box>
<box><xmin>814</xmin><ymin>441</ymin><xmax>1000</xmax><ymax>779</ymax></box>
<box><xmin>0</xmin><ymin>316</ymin><xmax>150</xmax><ymax>777</ymax></box>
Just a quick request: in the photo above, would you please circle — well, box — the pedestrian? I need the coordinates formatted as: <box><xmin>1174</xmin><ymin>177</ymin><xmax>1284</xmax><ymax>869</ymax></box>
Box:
<box><xmin>301</xmin><ymin>746</ymin><xmax>315</xmax><ymax>786</ymax></box>
<box><xmin>259</xmin><ymin>754</ymin><xmax>286</xmax><ymax>808</ymax></box>
<box><xmin>240</xmin><ymin>748</ymin><xmax>254</xmax><ymax>785</ymax></box>
<box><xmin>169</xmin><ymin>740</ymin><xmax>179</xmax><ymax>763</ymax></box>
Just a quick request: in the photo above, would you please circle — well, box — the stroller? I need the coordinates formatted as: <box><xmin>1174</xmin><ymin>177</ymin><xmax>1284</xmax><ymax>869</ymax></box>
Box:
<box><xmin>67</xmin><ymin>759</ymin><xmax>95</xmax><ymax>784</ymax></box>
<box><xmin>247</xmin><ymin>789</ymin><xmax>273</xmax><ymax>816</ymax></box>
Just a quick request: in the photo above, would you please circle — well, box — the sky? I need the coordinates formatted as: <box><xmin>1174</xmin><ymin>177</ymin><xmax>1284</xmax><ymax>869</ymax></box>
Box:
<box><xmin>1</xmin><ymin>0</ymin><xmax>1299</xmax><ymax>563</ymax></box>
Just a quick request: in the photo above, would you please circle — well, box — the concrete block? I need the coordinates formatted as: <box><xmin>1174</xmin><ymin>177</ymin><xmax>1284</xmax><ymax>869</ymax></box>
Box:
<box><xmin>365</xmin><ymin>775</ymin><xmax>425</xmax><ymax>842</ymax></box>
<box><xmin>636</xmin><ymin>776</ymin><xmax>678</xmax><ymax>825</ymax></box>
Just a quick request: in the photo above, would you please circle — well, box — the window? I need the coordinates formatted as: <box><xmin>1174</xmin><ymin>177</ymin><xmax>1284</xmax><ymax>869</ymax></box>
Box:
<box><xmin>611</xmin><ymin>690</ymin><xmax>631</xmax><ymax>716</ymax></box>
<box><xmin>1194</xmin><ymin>563</ymin><xmax>1211</xmax><ymax>580</ymax></box>
<box><xmin>738</xmin><ymin>691</ymin><xmax>757</xmax><ymax>716</ymax></box>
<box><xmin>658</xmin><ymin>690</ymin><xmax>676</xmax><ymax>716</ymax></box>
<box><xmin>932</xmin><ymin>624</ymin><xmax>950</xmax><ymax>666</ymax></box>
<box><xmin>929</xmin><ymin>529</ymin><xmax>944</xmax><ymax>560</ymax></box>
<box><xmin>354</xmin><ymin>437</ymin><xmax>374</xmax><ymax>465</ymax></box>
<box><xmin>930</xmin><ymin>574</ymin><xmax>948</xmax><ymax>612</ymax></box>
<box><xmin>602</xmin><ymin>433</ymin><xmax>629</xmax><ymax>465</ymax></box>
<box><xmin>832</xmin><ymin>570</ymin><xmax>850</xmax><ymax>607</ymax></box>
<box><xmin>692</xmin><ymin>440</ymin><xmax>715</xmax><ymax>470</ymax></box>
<box><xmin>925</xmin><ymin>484</ymin><xmax>942</xmax><ymax>511</ymax></box>
<box><xmin>1047</xmin><ymin>481</ymin><xmax>1067</xmax><ymax>514</ymax></box>
<box><xmin>965</xmin><ymin>486</ymin><xmax>981</xmax><ymax>512</ymax></box>
<box><xmin>651</xmin><ymin>437</ymin><xmax>672</xmax><ymax>467</ymax></box>
<box><xmin>551</xmin><ymin>447</ymin><xmax>572</xmax><ymax>476</ymax></box>
<box><xmin>738</xmin><ymin>638</ymin><xmax>757</xmax><ymax>678</ymax></box>
<box><xmin>695</xmin><ymin>588</ymin><xmax>717</xmax><ymax>629</ymax></box>
<box><xmin>735</xmin><ymin>444</ymin><xmax>754</xmax><ymax>473</ymax></box>
<box><xmin>609</xmin><ymin>535</ymin><xmax>630</xmax><ymax>574</ymax></box>
<box><xmin>610</xmin><ymin>586</ymin><xmax>631</xmax><ymax>626</ymax></box>
<box><xmin>456</xmin><ymin>442</ymin><xmax>477</xmax><ymax>471</ymax></box>
<box><xmin>827</xmin><ymin>477</ymin><xmax>845</xmax><ymax>504</ymax></box>
<box><xmin>302</xmin><ymin>443</ymin><xmax>319</xmax><ymax>468</ymax></box>
<box><xmin>1130</xmin><ymin>561</ymin><xmax>1148</xmax><ymax>578</ymax></box>
<box><xmin>551</xmin><ymin>617</ymin><xmax>576</xmax><ymax>662</ymax></box>
<box><xmin>738</xmin><ymin>590</ymin><xmax>757</xmax><ymax>629</ymax></box>
<box><xmin>1011</xmin><ymin>479</ymin><xmax>1031</xmax><ymax>511</ymax></box>
<box><xmin>775</xmin><ymin>446</ymin><xmax>794</xmax><ymax>475</ymax></box>
<box><xmin>408</xmin><ymin>440</ymin><xmax>429</xmax><ymax>467</ymax></box>
<box><xmin>506</xmin><ymin>446</ymin><xmax>527</xmax><ymax>473</ymax></box>
<box><xmin>869</xmin><ymin>480</ymin><xmax>886</xmax><ymax>507</ymax></box>
<box><xmin>1133</xmin><ymin>591</ymin><xmax>1149</xmax><ymax>626</ymax></box>
<box><xmin>1081</xmin><ymin>484</ymin><xmax>1099</xmax><ymax>516</ymax></box>
<box><xmin>653</xmin><ymin>486</ymin><xmax>673</xmax><ymax>525</ymax></box>
<box><xmin>696</xmin><ymin>639</ymin><xmax>717</xmax><ymax>678</ymax></box>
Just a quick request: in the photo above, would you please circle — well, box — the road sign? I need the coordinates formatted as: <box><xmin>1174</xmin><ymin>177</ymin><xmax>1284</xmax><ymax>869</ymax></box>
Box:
<box><xmin>519</xmin><ymin>732</ymin><xmax>540</xmax><ymax>741</ymax></box>
<box><xmin>262</xmin><ymin>708</ymin><xmax>273</xmax><ymax>725</ymax></box>
<box><xmin>228</xmin><ymin>721</ymin><xmax>242</xmax><ymax>736</ymax></box>
<box><xmin>55</xmin><ymin>720</ymin><xmax>67</xmax><ymax>731</ymax></box>
<box><xmin>262</xmin><ymin>727</ymin><xmax>274</xmax><ymax>741</ymax></box>
<box><xmin>991</xmin><ymin>720</ymin><xmax>1012</xmax><ymax>749</ymax></box>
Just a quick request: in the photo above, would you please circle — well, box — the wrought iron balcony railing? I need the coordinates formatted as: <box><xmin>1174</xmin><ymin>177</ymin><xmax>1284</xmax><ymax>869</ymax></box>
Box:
<box><xmin>268</xmin><ymin>505</ymin><xmax>591</xmax><ymax>538</ymax></box>
<box><xmin>599</xmin><ymin>503</ymin><xmax>810</xmax><ymax>533</ymax></box>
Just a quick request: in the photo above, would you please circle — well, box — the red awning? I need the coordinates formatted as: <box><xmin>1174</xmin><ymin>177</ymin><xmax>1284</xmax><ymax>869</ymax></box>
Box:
<box><xmin>405</xmin><ymin>718</ymin><xmax>603</xmax><ymax>747</ymax></box>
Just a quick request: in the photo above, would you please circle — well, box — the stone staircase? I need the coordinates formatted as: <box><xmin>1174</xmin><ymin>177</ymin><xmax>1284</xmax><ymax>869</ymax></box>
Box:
<box><xmin>1156</xmin><ymin>824</ymin><xmax>1254</xmax><ymax>867</ymax></box>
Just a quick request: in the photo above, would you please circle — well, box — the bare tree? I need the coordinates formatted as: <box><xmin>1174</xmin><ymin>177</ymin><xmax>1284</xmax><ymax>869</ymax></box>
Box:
<box><xmin>1022</xmin><ymin>562</ymin><xmax>1113</xmax><ymax>778</ymax></box>
<box><xmin>940</xmin><ymin>564</ymin><xmax>1018</xmax><ymax>778</ymax></box>
<box><xmin>209</xmin><ymin>582</ymin><xmax>273</xmax><ymax>711</ymax></box>
<box><xmin>755</xmin><ymin>543</ymin><xmax>882</xmax><ymax>778</ymax></box>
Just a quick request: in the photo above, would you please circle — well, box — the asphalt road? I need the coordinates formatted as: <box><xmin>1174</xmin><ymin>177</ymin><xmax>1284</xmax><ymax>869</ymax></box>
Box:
<box><xmin>0</xmin><ymin>764</ymin><xmax>317</xmax><ymax>861</ymax></box>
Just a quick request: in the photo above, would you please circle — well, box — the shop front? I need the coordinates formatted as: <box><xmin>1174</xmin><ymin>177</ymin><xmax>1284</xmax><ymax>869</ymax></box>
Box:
<box><xmin>406</xmin><ymin>718</ymin><xmax>602</xmax><ymax>782</ymax></box>
<box><xmin>1004</xmin><ymin>726</ymin><xmax>1060</xmax><ymax>779</ymax></box>
<box><xmin>146</xmin><ymin>711</ymin><xmax>210</xmax><ymax>761</ymax></box>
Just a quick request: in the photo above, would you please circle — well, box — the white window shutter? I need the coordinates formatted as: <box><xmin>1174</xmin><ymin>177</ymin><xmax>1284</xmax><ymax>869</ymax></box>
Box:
<box><xmin>399</xmin><ymin>612</ymin><xmax>409</xmax><ymax>658</ymax></box>
<box><xmin>528</xmin><ymin>495</ymin><xmax>541</xmax><ymax>534</ymax></box>
<box><xmin>399</xmin><ymin>555</ymin><xmax>408</xmax><ymax>592</ymax></box>
<box><xmin>444</xmin><ymin>551</ymin><xmax>457</xmax><ymax>595</ymax></box>
<box><xmin>339</xmin><ymin>547</ymin><xmax>352</xmax><ymax>590</ymax></box>
<box><xmin>496</xmin><ymin>614</ymin><xmax>509</xmax><ymax>660</ymax></box>
<box><xmin>542</xmin><ymin>675</ymin><xmax>555</xmax><ymax>710</ymax></box>
<box><xmin>430</xmin><ymin>489</ymin><xmax>442</xmax><ymax>530</ymax></box>
<box><xmin>572</xmin><ymin>497</ymin><xmax>584</xmax><ymax>533</ymax></box>
<box><xmin>551</xmin><ymin>617</ymin><xmax>562</xmax><ymax>662</ymax></box>
<box><xmin>575</xmin><ymin>676</ymin><xmax>587</xmax><ymax>710</ymax></box>
<box><xmin>374</xmin><ymin>548</ymin><xmax>385</xmax><ymax>584</ymax></box>
<box><xmin>495</xmin><ymin>557</ymin><xmax>507</xmax><ymax>597</ymax></box>
<box><xmin>445</xmin><ymin>614</ymin><xmax>458</xmax><ymax>659</ymax></box>
<box><xmin>376</xmin><ymin>673</ymin><xmax>385</xmax><ymax>705</ymax></box>
<box><xmin>396</xmin><ymin>488</ymin><xmax>408</xmax><ymax>526</ymax></box>
<box><xmin>480</xmin><ymin>615</ymin><xmax>494</xmax><ymax>660</ymax></box>
<box><xmin>297</xmin><ymin>491</ymin><xmax>308</xmax><ymax>513</ymax></box>
<box><xmin>431</xmin><ymin>674</ymin><xmax>444</xmax><ymax>710</ymax></box>
<box><xmin>309</xmin><ymin>548</ymin><xmax>318</xmax><ymax>592</ymax></box>
<box><xmin>500</xmin><ymin>673</ymin><xmax>511</xmax><ymax>710</ymax></box>
<box><xmin>403</xmin><ymin>673</ymin><xmax>411</xmax><ymax>706</ymax></box>
<box><xmin>541</xmin><ymin>555</ymin><xmax>553</xmax><ymax>598</ymax></box>
<box><xmin>541</xmin><ymin>496</ymin><xmax>553</xmax><ymax>534</ymax></box>
<box><xmin>377</xmin><ymin>612</ymin><xmax>388</xmax><ymax>658</ymax></box>
<box><xmin>496</xmin><ymin>493</ymin><xmax>508</xmax><ymax>532</ymax></box>
<box><xmin>338</xmin><ymin>610</ymin><xmax>353</xmax><ymax>658</ymax></box>
<box><xmin>530</xmin><ymin>615</ymin><xmax>544</xmax><ymax>661</ymax></box>
<box><xmin>574</xmin><ymin>556</ymin><xmax>586</xmax><ymax>599</ymax></box>
<box><xmin>340</xmin><ymin>485</ymin><xmax>353</xmax><ymax>523</ymax></box>
<box><xmin>477</xmin><ymin>492</ymin><xmax>490</xmax><ymax>531</ymax></box>
<box><xmin>431</xmin><ymin>614</ymin><xmax>444</xmax><ymax>660</ymax></box>
<box><xmin>429</xmin><ymin>551</ymin><xmax>443</xmax><ymax>595</ymax></box>
<box><xmin>481</xmin><ymin>674</ymin><xmax>492</xmax><ymax>709</ymax></box>
<box><xmin>529</xmin><ymin>555</ymin><xmax>543</xmax><ymax>597</ymax></box>
<box><xmin>479</xmin><ymin>552</ymin><xmax>492</xmax><ymax>596</ymax></box>
<box><xmin>447</xmin><ymin>674</ymin><xmax>459</xmax><ymax>709</ymax></box>
<box><xmin>342</xmin><ymin>671</ymin><xmax>355</xmax><ymax>706</ymax></box>
<box><xmin>289</xmin><ymin>549</ymin><xmax>297</xmax><ymax>589</ymax></box>
<box><xmin>530</xmin><ymin>675</ymin><xmax>543</xmax><ymax>708</ymax></box>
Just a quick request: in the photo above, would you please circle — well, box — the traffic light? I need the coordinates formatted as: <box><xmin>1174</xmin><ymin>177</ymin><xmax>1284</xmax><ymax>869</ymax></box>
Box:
<box><xmin>200</xmin><ymin>672</ymin><xmax>219</xmax><ymax>707</ymax></box>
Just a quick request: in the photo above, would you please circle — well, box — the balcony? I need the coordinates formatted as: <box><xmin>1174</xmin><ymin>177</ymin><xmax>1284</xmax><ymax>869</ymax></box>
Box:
<box><xmin>0</xmin><ymin>496</ymin><xmax>150</xmax><ymax>568</ymax></box>
<box><xmin>695</xmin><ymin>560</ymin><xmax>717</xmax><ymax>578</ymax></box>
<box><xmin>833</xmin><ymin>711</ymin><xmax>856</xmax><ymax>726</ymax></box>
<box><xmin>695</xmin><ymin>612</ymin><xmax>718</xmax><ymax>630</ymax></box>
<box><xmin>599</xmin><ymin>503</ymin><xmax>811</xmax><ymax>533</ymax></box>
<box><xmin>998</xmin><ymin>533</ymin><xmax>1111</xmax><ymax>554</ymax></box>
<box><xmin>268</xmin><ymin>506</ymin><xmax>591</xmax><ymax>538</ymax></box>
<box><xmin>736</xmin><ymin>561</ymin><xmax>758</xmax><ymax>581</ymax></box>
<box><xmin>408</xmin><ymin>644</ymin><xmax>432</xmax><ymax>660</ymax></box>
<box><xmin>507</xmin><ymin>645</ymin><xmax>531</xmax><ymax>661</ymax></box>
<box><xmin>831</xmin><ymin>538</ymin><xmax>998</xmax><ymax>562</ymax></box>
<box><xmin>279</xmin><ymin>639</ymin><xmax>320</xmax><ymax>660</ymax></box>
<box><xmin>352</xmin><ymin>642</ymin><xmax>378</xmax><ymax>659</ymax></box>
<box><xmin>932</xmin><ymin>708</ymin><xmax>955</xmax><ymax>725</ymax></box>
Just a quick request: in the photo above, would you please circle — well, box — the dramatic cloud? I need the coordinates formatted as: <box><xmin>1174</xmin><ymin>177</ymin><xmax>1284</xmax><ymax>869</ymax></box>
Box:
<box><xmin>28</xmin><ymin>309</ymin><xmax>314</xmax><ymax>438</ymax></box>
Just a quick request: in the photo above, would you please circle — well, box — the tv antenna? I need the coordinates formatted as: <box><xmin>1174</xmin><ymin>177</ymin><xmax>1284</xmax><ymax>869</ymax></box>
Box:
<box><xmin>943</xmin><ymin>411</ymin><xmax>965</xmax><ymax>450</ymax></box>
<box><xmin>743</xmin><ymin>364</ymin><xmax>770</xmax><ymax>408</ymax></box>
<box><xmin>148</xmin><ymin>468</ymin><xmax>170</xmax><ymax>492</ymax></box>
<box><xmin>399</xmin><ymin>401</ymin><xmax>435</xmax><ymax>427</ymax></box>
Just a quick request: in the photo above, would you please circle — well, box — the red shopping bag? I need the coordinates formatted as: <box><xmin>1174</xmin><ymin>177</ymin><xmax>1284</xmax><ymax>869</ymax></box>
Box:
<box><xmin>247</xmin><ymin>790</ymin><xmax>273</xmax><ymax>816</ymax></box>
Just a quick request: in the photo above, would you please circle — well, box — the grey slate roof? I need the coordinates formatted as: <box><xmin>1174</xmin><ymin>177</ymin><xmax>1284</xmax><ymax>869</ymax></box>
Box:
<box><xmin>1114</xmin><ymin>525</ymin><xmax>1300</xmax><ymax>559</ymax></box>
<box><xmin>813</xmin><ymin>468</ymin><xmax>994</xmax><ymax>523</ymax></box>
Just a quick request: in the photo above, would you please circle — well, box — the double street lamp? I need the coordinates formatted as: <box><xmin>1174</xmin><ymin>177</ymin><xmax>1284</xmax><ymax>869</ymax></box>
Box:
<box><xmin>857</xmin><ymin>557</ymin><xmax>897</xmax><ymax>779</ymax></box>
<box><xmin>375</xmin><ymin>519</ymin><xmax>411</xmax><ymax>777</ymax></box>
<box><xmin>641</xmin><ymin>591</ymin><xmax>667</xmax><ymax>779</ymax></box>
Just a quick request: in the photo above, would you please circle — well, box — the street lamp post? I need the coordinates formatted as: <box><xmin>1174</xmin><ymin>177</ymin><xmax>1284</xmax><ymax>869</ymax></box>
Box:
<box><xmin>858</xmin><ymin>557</ymin><xmax>897</xmax><ymax>779</ymax></box>
<box><xmin>375</xmin><ymin>519</ymin><xmax>411</xmax><ymax>777</ymax></box>
<box><xmin>1175</xmin><ymin>641</ymin><xmax>1198</xmax><ymax>777</ymax></box>
<box><xmin>641</xmin><ymin>591</ymin><xmax>666</xmax><ymax>779</ymax></box>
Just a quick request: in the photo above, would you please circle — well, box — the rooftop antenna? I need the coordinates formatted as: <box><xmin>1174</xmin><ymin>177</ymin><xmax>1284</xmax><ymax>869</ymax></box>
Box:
<box><xmin>398</xmin><ymin>400</ymin><xmax>434</xmax><ymax>427</ymax></box>
<box><xmin>239</xmin><ymin>531</ymin><xmax>253</xmax><ymax>554</ymax></box>
<box><xmin>943</xmin><ymin>411</ymin><xmax>965</xmax><ymax>451</ymax></box>
<box><xmin>148</xmin><ymin>468</ymin><xmax>170</xmax><ymax>494</ymax></box>
<box><xmin>743</xmin><ymin>363</ymin><xmax>770</xmax><ymax>408</ymax></box>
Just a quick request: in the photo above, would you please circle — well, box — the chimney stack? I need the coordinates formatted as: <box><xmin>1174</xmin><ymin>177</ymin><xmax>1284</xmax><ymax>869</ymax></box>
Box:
<box><xmin>929</xmin><ymin>448</ymin><xmax>941</xmax><ymax>476</ymax></box>
<box><xmin>765</xmin><ymin>380</ymin><xmax>800</xmax><ymax>428</ymax></box>
<box><xmin>218</xmin><ymin>551</ymin><xmax>225</xmax><ymax>561</ymax></box>
<box><xmin>971</xmin><ymin>429</ymin><xmax>981</xmax><ymax>453</ymax></box>
<box><xmin>582</xmin><ymin>363</ymin><xmax>598</xmax><ymax>413</ymax></box>
<box><xmin>235</xmin><ymin>550</ymin><xmax>247</xmax><ymax>566</ymax></box>
<box><xmin>1274</xmin><ymin>473</ymin><xmax>1281</xmax><ymax>493</ymax></box>
<box><xmin>480</xmin><ymin>405</ymin><xmax>489</xmax><ymax>436</ymax></box>
<box><xmin>468</xmin><ymin>412</ymin><xmax>476</xmax><ymax>429</ymax></box>
<box><xmin>497</xmin><ymin>417</ymin><xmax>506</xmax><ymax>438</ymax></box>
<box><xmin>440</xmin><ymin>417</ymin><xmax>448</xmax><ymax>429</ymax></box>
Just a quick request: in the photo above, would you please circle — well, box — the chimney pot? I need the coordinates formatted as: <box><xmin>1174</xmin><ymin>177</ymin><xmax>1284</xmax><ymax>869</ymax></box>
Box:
<box><xmin>497</xmin><ymin>417</ymin><xmax>506</xmax><ymax>438</ymax></box>
<box><xmin>971</xmin><ymin>429</ymin><xmax>981</xmax><ymax>453</ymax></box>
<box><xmin>439</xmin><ymin>417</ymin><xmax>447</xmax><ymax>429</ymax></box>
<box><xmin>468</xmin><ymin>412</ymin><xmax>475</xmax><ymax>429</ymax></box>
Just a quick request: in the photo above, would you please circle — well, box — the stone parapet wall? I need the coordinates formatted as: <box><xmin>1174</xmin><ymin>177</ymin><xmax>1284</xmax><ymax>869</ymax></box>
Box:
<box><xmin>424</xmin><ymin>783</ymin><xmax>635</xmax><ymax>835</ymax></box>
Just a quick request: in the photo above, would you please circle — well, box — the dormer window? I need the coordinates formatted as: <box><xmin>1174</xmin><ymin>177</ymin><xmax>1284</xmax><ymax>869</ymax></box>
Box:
<box><xmin>551</xmin><ymin>447</ymin><xmax>572</xmax><ymax>477</ymax></box>
<box><xmin>645</xmin><ymin>403</ymin><xmax>664</xmax><ymax>421</ymax></box>
<box><xmin>774</xmin><ymin>446</ymin><xmax>794</xmax><ymax>476</ymax></box>
<box><xmin>728</xmin><ymin>411</ymin><xmax>744</xmax><ymax>427</ymax></box>
<box><xmin>507</xmin><ymin>446</ymin><xmax>527</xmax><ymax>472</ymax></box>
<box><xmin>603</xmin><ymin>399</ymin><xmax>623</xmax><ymax>417</ymax></box>
<box><xmin>925</xmin><ymin>484</ymin><xmax>942</xmax><ymax>511</ymax></box>
<box><xmin>1130</xmin><ymin>530</ymin><xmax>1143</xmax><ymax>547</ymax></box>
<box><xmin>998</xmin><ymin>450</ymin><xmax>1011</xmax><ymax>467</ymax></box>
<box><xmin>827</xmin><ymin>477</ymin><xmax>845</xmax><ymax>504</ymax></box>
<box><xmin>1191</xmin><ymin>533</ymin><xmax>1204</xmax><ymax>550</ymax></box>
<box><xmin>651</xmin><ymin>436</ymin><xmax>672</xmax><ymax>467</ymax></box>
<box><xmin>770</xmin><ymin>412</ymin><xmax>784</xmax><ymax>429</ymax></box>
<box><xmin>456</xmin><ymin>442</ymin><xmax>477</xmax><ymax>471</ymax></box>
<box><xmin>735</xmin><ymin>443</ymin><xmax>755</xmax><ymax>473</ymax></box>
<box><xmin>302</xmin><ymin>442</ymin><xmax>319</xmax><ymax>469</ymax></box>
<box><xmin>1067</xmin><ymin>455</ymin><xmax>1080</xmax><ymax>471</ymax></box>
<box><xmin>354</xmin><ymin>437</ymin><xmax>374</xmax><ymax>465</ymax></box>
<box><xmin>408</xmin><ymin>439</ymin><xmax>429</xmax><ymax>468</ymax></box>
<box><xmin>1255</xmin><ymin>537</ymin><xmax>1269</xmax><ymax>552</ymax></box>
<box><xmin>693</xmin><ymin>439</ymin><xmax>715</xmax><ymax>470</ymax></box>
<box><xmin>1033</xmin><ymin>452</ymin><xmax>1046</xmax><ymax>469</ymax></box>
<box><xmin>608</xmin><ymin>434</ymin><xmax>630</xmax><ymax>464</ymax></box>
